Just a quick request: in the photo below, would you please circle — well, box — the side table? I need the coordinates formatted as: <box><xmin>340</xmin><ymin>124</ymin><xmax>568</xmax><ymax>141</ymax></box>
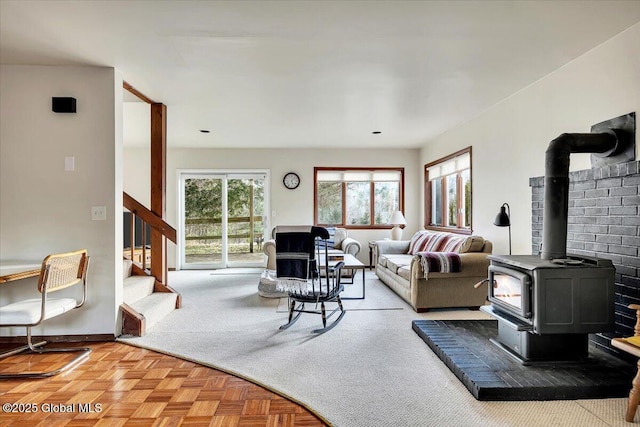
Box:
<box><xmin>368</xmin><ymin>241</ymin><xmax>376</xmax><ymax>270</ymax></box>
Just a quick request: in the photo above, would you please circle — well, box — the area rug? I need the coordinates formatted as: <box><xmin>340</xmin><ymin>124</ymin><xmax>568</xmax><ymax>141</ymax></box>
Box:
<box><xmin>412</xmin><ymin>320</ymin><xmax>635</xmax><ymax>401</ymax></box>
<box><xmin>120</xmin><ymin>270</ymin><xmax>631</xmax><ymax>427</ymax></box>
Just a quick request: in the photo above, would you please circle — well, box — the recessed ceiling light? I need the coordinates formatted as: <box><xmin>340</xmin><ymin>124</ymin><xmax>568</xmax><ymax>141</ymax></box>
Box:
<box><xmin>372</xmin><ymin>131</ymin><xmax>382</xmax><ymax>134</ymax></box>
<box><xmin>200</xmin><ymin>129</ymin><xmax>210</xmax><ymax>133</ymax></box>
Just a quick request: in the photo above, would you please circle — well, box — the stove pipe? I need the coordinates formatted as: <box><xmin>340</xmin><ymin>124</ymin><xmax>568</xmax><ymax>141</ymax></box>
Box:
<box><xmin>541</xmin><ymin>131</ymin><xmax>619</xmax><ymax>260</ymax></box>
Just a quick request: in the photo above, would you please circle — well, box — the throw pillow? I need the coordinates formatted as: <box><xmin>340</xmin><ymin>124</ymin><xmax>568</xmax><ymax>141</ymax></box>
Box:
<box><xmin>458</xmin><ymin>236</ymin><xmax>485</xmax><ymax>253</ymax></box>
<box><xmin>408</xmin><ymin>231</ymin><xmax>468</xmax><ymax>254</ymax></box>
<box><xmin>408</xmin><ymin>231</ymin><xmax>432</xmax><ymax>254</ymax></box>
<box><xmin>333</xmin><ymin>228</ymin><xmax>347</xmax><ymax>249</ymax></box>
<box><xmin>317</xmin><ymin>226</ymin><xmax>336</xmax><ymax>249</ymax></box>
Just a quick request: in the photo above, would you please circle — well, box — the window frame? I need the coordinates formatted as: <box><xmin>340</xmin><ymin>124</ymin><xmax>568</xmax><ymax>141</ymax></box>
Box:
<box><xmin>314</xmin><ymin>167</ymin><xmax>405</xmax><ymax>229</ymax></box>
<box><xmin>423</xmin><ymin>147</ymin><xmax>472</xmax><ymax>235</ymax></box>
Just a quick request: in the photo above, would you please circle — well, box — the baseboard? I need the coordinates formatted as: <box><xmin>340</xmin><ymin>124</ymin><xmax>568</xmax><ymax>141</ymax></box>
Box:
<box><xmin>0</xmin><ymin>334</ymin><xmax>115</xmax><ymax>344</ymax></box>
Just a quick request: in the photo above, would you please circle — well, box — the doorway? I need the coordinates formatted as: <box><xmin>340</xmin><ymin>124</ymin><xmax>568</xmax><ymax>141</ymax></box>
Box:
<box><xmin>178</xmin><ymin>171</ymin><xmax>269</xmax><ymax>269</ymax></box>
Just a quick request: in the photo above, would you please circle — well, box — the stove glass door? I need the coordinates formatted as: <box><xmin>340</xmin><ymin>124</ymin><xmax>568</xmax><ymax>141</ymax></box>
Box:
<box><xmin>489</xmin><ymin>265</ymin><xmax>531</xmax><ymax>318</ymax></box>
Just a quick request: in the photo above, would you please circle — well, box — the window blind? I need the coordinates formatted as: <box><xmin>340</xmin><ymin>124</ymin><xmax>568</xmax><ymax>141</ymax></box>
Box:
<box><xmin>317</xmin><ymin>170</ymin><xmax>401</xmax><ymax>182</ymax></box>
<box><xmin>427</xmin><ymin>152</ymin><xmax>470</xmax><ymax>181</ymax></box>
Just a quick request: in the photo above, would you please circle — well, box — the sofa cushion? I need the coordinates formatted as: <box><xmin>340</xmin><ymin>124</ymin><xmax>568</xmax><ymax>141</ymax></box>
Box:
<box><xmin>408</xmin><ymin>231</ymin><xmax>468</xmax><ymax>254</ymax></box>
<box><xmin>385</xmin><ymin>255</ymin><xmax>412</xmax><ymax>273</ymax></box>
<box><xmin>397</xmin><ymin>266</ymin><xmax>412</xmax><ymax>281</ymax></box>
<box><xmin>378</xmin><ymin>254</ymin><xmax>412</xmax><ymax>273</ymax></box>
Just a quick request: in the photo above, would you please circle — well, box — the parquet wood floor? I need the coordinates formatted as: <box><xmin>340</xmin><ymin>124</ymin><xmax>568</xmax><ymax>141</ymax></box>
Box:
<box><xmin>0</xmin><ymin>341</ymin><xmax>327</xmax><ymax>427</ymax></box>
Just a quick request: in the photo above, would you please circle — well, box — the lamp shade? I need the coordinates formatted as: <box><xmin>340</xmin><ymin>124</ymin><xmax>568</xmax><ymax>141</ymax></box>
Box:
<box><xmin>494</xmin><ymin>205</ymin><xmax>510</xmax><ymax>227</ymax></box>
<box><xmin>493</xmin><ymin>203</ymin><xmax>512</xmax><ymax>255</ymax></box>
<box><xmin>389</xmin><ymin>210</ymin><xmax>407</xmax><ymax>225</ymax></box>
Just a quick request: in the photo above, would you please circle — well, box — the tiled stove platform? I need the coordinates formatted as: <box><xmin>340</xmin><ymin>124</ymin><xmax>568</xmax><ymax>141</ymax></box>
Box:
<box><xmin>412</xmin><ymin>319</ymin><xmax>635</xmax><ymax>401</ymax></box>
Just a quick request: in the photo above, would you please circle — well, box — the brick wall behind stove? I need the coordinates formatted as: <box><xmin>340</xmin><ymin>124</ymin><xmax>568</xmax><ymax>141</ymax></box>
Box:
<box><xmin>530</xmin><ymin>160</ymin><xmax>640</xmax><ymax>355</ymax></box>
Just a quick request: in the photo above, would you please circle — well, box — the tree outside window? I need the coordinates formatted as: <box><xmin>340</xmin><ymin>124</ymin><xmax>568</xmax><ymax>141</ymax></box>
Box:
<box><xmin>315</xmin><ymin>168</ymin><xmax>404</xmax><ymax>229</ymax></box>
<box><xmin>424</xmin><ymin>147</ymin><xmax>472</xmax><ymax>233</ymax></box>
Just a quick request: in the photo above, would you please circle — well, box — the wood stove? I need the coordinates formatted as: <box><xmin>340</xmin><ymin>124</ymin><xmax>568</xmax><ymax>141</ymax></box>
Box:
<box><xmin>480</xmin><ymin>254</ymin><xmax>615</xmax><ymax>363</ymax></box>
<box><xmin>481</xmin><ymin>115</ymin><xmax>634</xmax><ymax>364</ymax></box>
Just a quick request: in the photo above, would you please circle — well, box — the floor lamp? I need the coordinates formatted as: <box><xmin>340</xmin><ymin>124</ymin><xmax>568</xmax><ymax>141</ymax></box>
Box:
<box><xmin>494</xmin><ymin>203</ymin><xmax>512</xmax><ymax>255</ymax></box>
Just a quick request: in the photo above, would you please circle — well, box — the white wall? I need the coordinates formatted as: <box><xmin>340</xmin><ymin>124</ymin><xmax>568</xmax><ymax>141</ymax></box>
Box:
<box><xmin>124</xmin><ymin>147</ymin><xmax>421</xmax><ymax>267</ymax></box>
<box><xmin>0</xmin><ymin>65</ymin><xmax>123</xmax><ymax>337</ymax></box>
<box><xmin>419</xmin><ymin>23</ymin><xmax>640</xmax><ymax>256</ymax></box>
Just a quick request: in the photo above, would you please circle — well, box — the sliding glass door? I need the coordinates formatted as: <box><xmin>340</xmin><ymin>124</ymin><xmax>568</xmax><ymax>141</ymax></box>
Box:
<box><xmin>179</xmin><ymin>171</ymin><xmax>268</xmax><ymax>269</ymax></box>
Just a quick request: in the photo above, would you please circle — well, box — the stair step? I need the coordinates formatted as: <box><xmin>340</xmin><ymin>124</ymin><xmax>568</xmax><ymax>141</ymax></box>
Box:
<box><xmin>129</xmin><ymin>292</ymin><xmax>178</xmax><ymax>331</ymax></box>
<box><xmin>123</xmin><ymin>259</ymin><xmax>133</xmax><ymax>279</ymax></box>
<box><xmin>123</xmin><ymin>275</ymin><xmax>155</xmax><ymax>305</ymax></box>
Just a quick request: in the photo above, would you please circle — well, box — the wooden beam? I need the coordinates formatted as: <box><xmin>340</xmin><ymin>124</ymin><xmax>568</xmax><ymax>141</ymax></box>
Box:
<box><xmin>122</xmin><ymin>81</ymin><xmax>155</xmax><ymax>104</ymax></box>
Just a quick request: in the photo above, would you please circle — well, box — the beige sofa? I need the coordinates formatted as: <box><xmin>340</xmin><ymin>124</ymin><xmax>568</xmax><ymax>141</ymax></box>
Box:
<box><xmin>263</xmin><ymin>227</ymin><xmax>361</xmax><ymax>270</ymax></box>
<box><xmin>374</xmin><ymin>231</ymin><xmax>491</xmax><ymax>312</ymax></box>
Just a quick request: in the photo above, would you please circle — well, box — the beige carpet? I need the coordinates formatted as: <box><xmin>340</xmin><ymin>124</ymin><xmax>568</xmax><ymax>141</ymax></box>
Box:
<box><xmin>120</xmin><ymin>270</ymin><xmax>631</xmax><ymax>427</ymax></box>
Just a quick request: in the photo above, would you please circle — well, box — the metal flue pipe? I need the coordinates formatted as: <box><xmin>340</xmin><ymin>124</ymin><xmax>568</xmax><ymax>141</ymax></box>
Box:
<box><xmin>541</xmin><ymin>132</ymin><xmax>618</xmax><ymax>260</ymax></box>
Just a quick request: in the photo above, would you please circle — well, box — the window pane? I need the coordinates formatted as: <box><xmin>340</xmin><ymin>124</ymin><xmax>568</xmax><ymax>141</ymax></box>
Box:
<box><xmin>446</xmin><ymin>174</ymin><xmax>457</xmax><ymax>227</ymax></box>
<box><xmin>374</xmin><ymin>182</ymin><xmax>399</xmax><ymax>225</ymax></box>
<box><xmin>346</xmin><ymin>182</ymin><xmax>371</xmax><ymax>225</ymax></box>
<box><xmin>425</xmin><ymin>147</ymin><xmax>472</xmax><ymax>230</ymax></box>
<box><xmin>461</xmin><ymin>169</ymin><xmax>471</xmax><ymax>227</ymax></box>
<box><xmin>317</xmin><ymin>182</ymin><xmax>342</xmax><ymax>224</ymax></box>
<box><xmin>431</xmin><ymin>177</ymin><xmax>442</xmax><ymax>226</ymax></box>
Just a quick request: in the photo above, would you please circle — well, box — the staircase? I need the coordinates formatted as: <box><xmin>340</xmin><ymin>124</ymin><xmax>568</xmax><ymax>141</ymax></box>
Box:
<box><xmin>121</xmin><ymin>259</ymin><xmax>178</xmax><ymax>335</ymax></box>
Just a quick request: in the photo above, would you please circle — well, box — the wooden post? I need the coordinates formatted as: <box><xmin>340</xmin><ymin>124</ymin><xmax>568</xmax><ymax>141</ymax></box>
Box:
<box><xmin>150</xmin><ymin>103</ymin><xmax>167</xmax><ymax>285</ymax></box>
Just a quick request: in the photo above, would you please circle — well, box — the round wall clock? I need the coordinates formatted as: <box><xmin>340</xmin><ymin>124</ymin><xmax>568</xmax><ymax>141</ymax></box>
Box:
<box><xmin>283</xmin><ymin>172</ymin><xmax>300</xmax><ymax>189</ymax></box>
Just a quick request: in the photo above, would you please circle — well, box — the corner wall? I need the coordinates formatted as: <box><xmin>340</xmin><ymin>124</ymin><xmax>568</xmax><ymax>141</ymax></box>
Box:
<box><xmin>0</xmin><ymin>65</ymin><xmax>122</xmax><ymax>338</ymax></box>
<box><xmin>419</xmin><ymin>23</ymin><xmax>640</xmax><ymax>255</ymax></box>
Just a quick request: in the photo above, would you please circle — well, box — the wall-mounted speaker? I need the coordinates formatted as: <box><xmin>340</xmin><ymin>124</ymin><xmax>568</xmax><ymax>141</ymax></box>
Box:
<box><xmin>52</xmin><ymin>97</ymin><xmax>77</xmax><ymax>113</ymax></box>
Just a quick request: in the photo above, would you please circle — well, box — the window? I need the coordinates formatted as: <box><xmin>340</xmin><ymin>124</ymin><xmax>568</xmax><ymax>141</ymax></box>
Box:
<box><xmin>424</xmin><ymin>147</ymin><xmax>472</xmax><ymax>234</ymax></box>
<box><xmin>315</xmin><ymin>168</ymin><xmax>404</xmax><ymax>228</ymax></box>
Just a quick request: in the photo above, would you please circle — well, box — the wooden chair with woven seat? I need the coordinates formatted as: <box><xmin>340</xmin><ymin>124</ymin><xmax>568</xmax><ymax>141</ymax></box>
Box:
<box><xmin>612</xmin><ymin>304</ymin><xmax>640</xmax><ymax>422</ymax></box>
<box><xmin>0</xmin><ymin>249</ymin><xmax>91</xmax><ymax>379</ymax></box>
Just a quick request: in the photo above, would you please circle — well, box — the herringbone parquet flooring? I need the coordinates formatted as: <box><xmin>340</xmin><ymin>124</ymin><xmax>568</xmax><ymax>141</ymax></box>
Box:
<box><xmin>0</xmin><ymin>341</ymin><xmax>327</xmax><ymax>427</ymax></box>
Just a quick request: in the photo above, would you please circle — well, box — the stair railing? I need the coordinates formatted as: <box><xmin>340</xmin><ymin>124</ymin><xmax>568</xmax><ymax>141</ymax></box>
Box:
<box><xmin>123</xmin><ymin>191</ymin><xmax>177</xmax><ymax>280</ymax></box>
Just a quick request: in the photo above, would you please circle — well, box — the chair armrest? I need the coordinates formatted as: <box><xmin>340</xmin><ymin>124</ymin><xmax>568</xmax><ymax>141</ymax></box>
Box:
<box><xmin>263</xmin><ymin>239</ymin><xmax>276</xmax><ymax>270</ymax></box>
<box><xmin>340</xmin><ymin>237</ymin><xmax>361</xmax><ymax>256</ymax></box>
<box><xmin>374</xmin><ymin>240</ymin><xmax>410</xmax><ymax>256</ymax></box>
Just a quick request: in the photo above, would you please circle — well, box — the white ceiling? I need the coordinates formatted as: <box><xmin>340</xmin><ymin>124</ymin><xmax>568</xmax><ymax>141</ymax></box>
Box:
<box><xmin>2</xmin><ymin>1</ymin><xmax>640</xmax><ymax>149</ymax></box>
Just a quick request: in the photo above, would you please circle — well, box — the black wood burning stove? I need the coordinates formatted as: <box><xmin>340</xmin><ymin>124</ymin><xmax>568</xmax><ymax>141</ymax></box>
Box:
<box><xmin>480</xmin><ymin>254</ymin><xmax>615</xmax><ymax>363</ymax></box>
<box><xmin>481</xmin><ymin>115</ymin><xmax>634</xmax><ymax>364</ymax></box>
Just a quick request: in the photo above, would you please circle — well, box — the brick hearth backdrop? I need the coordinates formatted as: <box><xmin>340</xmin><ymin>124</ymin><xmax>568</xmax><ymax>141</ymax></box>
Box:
<box><xmin>530</xmin><ymin>160</ymin><xmax>640</xmax><ymax>357</ymax></box>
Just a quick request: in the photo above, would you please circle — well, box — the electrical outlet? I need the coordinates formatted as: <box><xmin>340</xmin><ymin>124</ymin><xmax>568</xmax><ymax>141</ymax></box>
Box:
<box><xmin>92</xmin><ymin>206</ymin><xmax>106</xmax><ymax>221</ymax></box>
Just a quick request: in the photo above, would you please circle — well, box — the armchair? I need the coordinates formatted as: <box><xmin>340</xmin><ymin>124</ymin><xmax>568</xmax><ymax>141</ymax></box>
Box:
<box><xmin>264</xmin><ymin>226</ymin><xmax>361</xmax><ymax>270</ymax></box>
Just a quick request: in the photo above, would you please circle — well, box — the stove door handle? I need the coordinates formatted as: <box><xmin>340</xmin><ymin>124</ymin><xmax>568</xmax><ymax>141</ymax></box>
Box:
<box><xmin>474</xmin><ymin>279</ymin><xmax>490</xmax><ymax>289</ymax></box>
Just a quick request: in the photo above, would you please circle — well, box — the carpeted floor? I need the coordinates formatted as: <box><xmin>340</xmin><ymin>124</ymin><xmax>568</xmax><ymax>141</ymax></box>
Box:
<box><xmin>120</xmin><ymin>270</ymin><xmax>632</xmax><ymax>427</ymax></box>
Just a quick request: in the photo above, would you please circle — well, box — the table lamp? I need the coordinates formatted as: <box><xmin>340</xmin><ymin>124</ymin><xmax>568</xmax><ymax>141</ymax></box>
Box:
<box><xmin>389</xmin><ymin>210</ymin><xmax>406</xmax><ymax>240</ymax></box>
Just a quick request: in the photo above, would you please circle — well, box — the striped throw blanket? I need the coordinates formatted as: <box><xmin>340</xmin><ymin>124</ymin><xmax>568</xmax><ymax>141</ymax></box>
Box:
<box><xmin>417</xmin><ymin>252</ymin><xmax>462</xmax><ymax>279</ymax></box>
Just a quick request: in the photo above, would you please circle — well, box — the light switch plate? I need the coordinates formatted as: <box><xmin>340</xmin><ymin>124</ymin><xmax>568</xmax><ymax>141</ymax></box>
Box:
<box><xmin>92</xmin><ymin>206</ymin><xmax>106</xmax><ymax>221</ymax></box>
<box><xmin>64</xmin><ymin>156</ymin><xmax>75</xmax><ymax>171</ymax></box>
